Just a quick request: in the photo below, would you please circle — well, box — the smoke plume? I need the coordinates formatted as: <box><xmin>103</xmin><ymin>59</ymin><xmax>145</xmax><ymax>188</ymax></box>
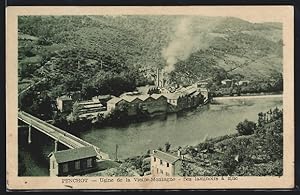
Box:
<box><xmin>162</xmin><ymin>16</ymin><xmax>214</xmax><ymax>73</ymax></box>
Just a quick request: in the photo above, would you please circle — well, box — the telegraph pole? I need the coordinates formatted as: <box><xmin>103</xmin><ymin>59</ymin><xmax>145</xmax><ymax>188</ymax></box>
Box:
<box><xmin>28</xmin><ymin>124</ymin><xmax>32</xmax><ymax>144</ymax></box>
<box><xmin>115</xmin><ymin>144</ymin><xmax>118</xmax><ymax>161</ymax></box>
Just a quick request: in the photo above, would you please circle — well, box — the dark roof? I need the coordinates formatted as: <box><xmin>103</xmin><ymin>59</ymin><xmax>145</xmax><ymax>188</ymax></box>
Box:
<box><xmin>51</xmin><ymin>146</ymin><xmax>97</xmax><ymax>163</ymax></box>
<box><xmin>152</xmin><ymin>150</ymin><xmax>180</xmax><ymax>164</ymax></box>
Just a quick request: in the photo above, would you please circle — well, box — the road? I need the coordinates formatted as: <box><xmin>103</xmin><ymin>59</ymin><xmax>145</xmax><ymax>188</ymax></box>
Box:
<box><xmin>18</xmin><ymin>111</ymin><xmax>89</xmax><ymax>149</ymax></box>
<box><xmin>212</xmin><ymin>94</ymin><xmax>283</xmax><ymax>101</ymax></box>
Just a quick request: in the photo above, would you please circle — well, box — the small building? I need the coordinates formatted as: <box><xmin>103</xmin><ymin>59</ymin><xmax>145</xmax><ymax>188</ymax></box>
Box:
<box><xmin>56</xmin><ymin>95</ymin><xmax>73</xmax><ymax>112</ymax></box>
<box><xmin>48</xmin><ymin>146</ymin><xmax>98</xmax><ymax>177</ymax></box>
<box><xmin>237</xmin><ymin>80</ymin><xmax>250</xmax><ymax>86</ymax></box>
<box><xmin>73</xmin><ymin>99</ymin><xmax>106</xmax><ymax>120</ymax></box>
<box><xmin>92</xmin><ymin>95</ymin><xmax>113</xmax><ymax>106</ymax></box>
<box><xmin>194</xmin><ymin>82</ymin><xmax>208</xmax><ymax>89</ymax></box>
<box><xmin>162</xmin><ymin>93</ymin><xmax>181</xmax><ymax>106</ymax></box>
<box><xmin>221</xmin><ymin>79</ymin><xmax>233</xmax><ymax>87</ymax></box>
<box><xmin>150</xmin><ymin>150</ymin><xmax>182</xmax><ymax>177</ymax></box>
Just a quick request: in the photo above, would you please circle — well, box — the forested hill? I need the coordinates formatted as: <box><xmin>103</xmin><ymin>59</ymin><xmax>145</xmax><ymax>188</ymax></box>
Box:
<box><xmin>18</xmin><ymin>16</ymin><xmax>282</xmax><ymax>98</ymax></box>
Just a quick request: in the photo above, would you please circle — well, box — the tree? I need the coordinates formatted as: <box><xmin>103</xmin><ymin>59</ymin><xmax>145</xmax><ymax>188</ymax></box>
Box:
<box><xmin>165</xmin><ymin>142</ymin><xmax>171</xmax><ymax>152</ymax></box>
<box><xmin>257</xmin><ymin>112</ymin><xmax>264</xmax><ymax>127</ymax></box>
<box><xmin>236</xmin><ymin>119</ymin><xmax>256</xmax><ymax>135</ymax></box>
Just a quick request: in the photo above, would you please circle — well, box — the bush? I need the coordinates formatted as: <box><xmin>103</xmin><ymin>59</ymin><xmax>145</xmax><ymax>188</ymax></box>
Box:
<box><xmin>236</xmin><ymin>119</ymin><xmax>256</xmax><ymax>135</ymax></box>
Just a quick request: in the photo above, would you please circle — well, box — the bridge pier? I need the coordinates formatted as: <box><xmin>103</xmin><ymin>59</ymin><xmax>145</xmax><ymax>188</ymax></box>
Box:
<box><xmin>28</xmin><ymin>124</ymin><xmax>32</xmax><ymax>144</ymax></box>
<box><xmin>54</xmin><ymin>139</ymin><xmax>58</xmax><ymax>152</ymax></box>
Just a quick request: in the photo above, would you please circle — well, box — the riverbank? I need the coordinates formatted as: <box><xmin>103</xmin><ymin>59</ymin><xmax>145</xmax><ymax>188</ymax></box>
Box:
<box><xmin>121</xmin><ymin>107</ymin><xmax>283</xmax><ymax>176</ymax></box>
<box><xmin>80</xmin><ymin>95</ymin><xmax>282</xmax><ymax>160</ymax></box>
<box><xmin>212</xmin><ymin>94</ymin><xmax>282</xmax><ymax>101</ymax></box>
<box><xmin>18</xmin><ymin>95</ymin><xmax>282</xmax><ymax>176</ymax></box>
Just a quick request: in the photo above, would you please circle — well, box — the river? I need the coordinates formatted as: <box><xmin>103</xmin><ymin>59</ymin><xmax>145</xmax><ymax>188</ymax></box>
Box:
<box><xmin>18</xmin><ymin>95</ymin><xmax>282</xmax><ymax>176</ymax></box>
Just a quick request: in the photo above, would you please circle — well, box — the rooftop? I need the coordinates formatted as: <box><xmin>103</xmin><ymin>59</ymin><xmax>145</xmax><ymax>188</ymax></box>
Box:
<box><xmin>151</xmin><ymin>94</ymin><xmax>165</xmax><ymax>100</ymax></box>
<box><xmin>121</xmin><ymin>95</ymin><xmax>139</xmax><ymax>102</ymax></box>
<box><xmin>162</xmin><ymin>93</ymin><xmax>180</xmax><ymax>100</ymax></box>
<box><xmin>137</xmin><ymin>94</ymin><xmax>152</xmax><ymax>101</ymax></box>
<box><xmin>107</xmin><ymin>97</ymin><xmax>122</xmax><ymax>104</ymax></box>
<box><xmin>57</xmin><ymin>95</ymin><xmax>72</xmax><ymax>101</ymax></box>
<box><xmin>152</xmin><ymin>150</ymin><xmax>180</xmax><ymax>164</ymax></box>
<box><xmin>51</xmin><ymin>146</ymin><xmax>97</xmax><ymax>164</ymax></box>
<box><xmin>93</xmin><ymin>95</ymin><xmax>112</xmax><ymax>100</ymax></box>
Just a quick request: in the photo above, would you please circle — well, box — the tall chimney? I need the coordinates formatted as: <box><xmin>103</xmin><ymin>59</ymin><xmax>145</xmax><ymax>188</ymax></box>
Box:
<box><xmin>177</xmin><ymin>149</ymin><xmax>181</xmax><ymax>158</ymax></box>
<box><xmin>156</xmin><ymin>68</ymin><xmax>160</xmax><ymax>87</ymax></box>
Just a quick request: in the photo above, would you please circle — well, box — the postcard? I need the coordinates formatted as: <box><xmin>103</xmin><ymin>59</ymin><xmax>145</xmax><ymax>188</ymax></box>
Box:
<box><xmin>6</xmin><ymin>6</ymin><xmax>294</xmax><ymax>190</ymax></box>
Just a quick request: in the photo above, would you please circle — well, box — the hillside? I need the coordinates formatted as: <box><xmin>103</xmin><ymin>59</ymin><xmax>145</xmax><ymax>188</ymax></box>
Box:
<box><xmin>121</xmin><ymin>107</ymin><xmax>283</xmax><ymax>177</ymax></box>
<box><xmin>18</xmin><ymin>15</ymin><xmax>282</xmax><ymax>99</ymax></box>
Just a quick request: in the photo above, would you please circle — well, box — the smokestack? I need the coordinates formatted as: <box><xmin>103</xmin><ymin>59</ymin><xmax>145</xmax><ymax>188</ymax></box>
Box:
<box><xmin>177</xmin><ymin>148</ymin><xmax>181</xmax><ymax>158</ymax></box>
<box><xmin>156</xmin><ymin>68</ymin><xmax>160</xmax><ymax>87</ymax></box>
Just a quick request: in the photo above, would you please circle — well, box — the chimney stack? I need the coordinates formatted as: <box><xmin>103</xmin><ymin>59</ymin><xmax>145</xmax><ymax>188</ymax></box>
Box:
<box><xmin>177</xmin><ymin>149</ymin><xmax>181</xmax><ymax>158</ymax></box>
<box><xmin>156</xmin><ymin>68</ymin><xmax>160</xmax><ymax>87</ymax></box>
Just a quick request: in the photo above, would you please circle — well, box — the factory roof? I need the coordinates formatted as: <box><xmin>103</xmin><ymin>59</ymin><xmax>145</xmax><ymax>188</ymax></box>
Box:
<box><xmin>138</xmin><ymin>94</ymin><xmax>152</xmax><ymax>101</ymax></box>
<box><xmin>107</xmin><ymin>97</ymin><xmax>123</xmax><ymax>104</ymax></box>
<box><xmin>121</xmin><ymin>95</ymin><xmax>140</xmax><ymax>102</ymax></box>
<box><xmin>82</xmin><ymin>103</ymin><xmax>103</xmax><ymax>109</ymax></box>
<box><xmin>151</xmin><ymin>94</ymin><xmax>166</xmax><ymax>100</ymax></box>
<box><xmin>162</xmin><ymin>93</ymin><xmax>181</xmax><ymax>100</ymax></box>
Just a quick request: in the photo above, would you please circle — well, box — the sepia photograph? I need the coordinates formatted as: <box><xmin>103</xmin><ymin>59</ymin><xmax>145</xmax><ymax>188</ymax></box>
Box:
<box><xmin>6</xmin><ymin>6</ymin><xmax>294</xmax><ymax>190</ymax></box>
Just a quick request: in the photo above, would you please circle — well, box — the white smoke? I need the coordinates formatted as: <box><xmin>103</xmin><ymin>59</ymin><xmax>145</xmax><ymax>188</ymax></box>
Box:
<box><xmin>162</xmin><ymin>16</ymin><xmax>214</xmax><ymax>73</ymax></box>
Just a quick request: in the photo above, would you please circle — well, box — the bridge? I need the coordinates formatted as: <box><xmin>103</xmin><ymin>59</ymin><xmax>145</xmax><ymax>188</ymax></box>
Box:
<box><xmin>18</xmin><ymin>111</ymin><xmax>110</xmax><ymax>160</ymax></box>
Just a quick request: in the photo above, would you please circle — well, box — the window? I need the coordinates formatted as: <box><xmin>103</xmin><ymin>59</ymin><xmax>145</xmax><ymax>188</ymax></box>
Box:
<box><xmin>52</xmin><ymin>161</ymin><xmax>55</xmax><ymax>169</ymax></box>
<box><xmin>62</xmin><ymin>163</ymin><xmax>68</xmax><ymax>173</ymax></box>
<box><xmin>167</xmin><ymin>163</ymin><xmax>169</xmax><ymax>167</ymax></box>
<box><xmin>160</xmin><ymin>169</ymin><xmax>163</xmax><ymax>174</ymax></box>
<box><xmin>166</xmin><ymin>172</ymin><xmax>169</xmax><ymax>176</ymax></box>
<box><xmin>160</xmin><ymin>160</ymin><xmax>163</xmax><ymax>165</ymax></box>
<box><xmin>75</xmin><ymin>160</ymin><xmax>80</xmax><ymax>170</ymax></box>
<box><xmin>154</xmin><ymin>157</ymin><xmax>156</xmax><ymax>162</ymax></box>
<box><xmin>157</xmin><ymin>168</ymin><xmax>159</xmax><ymax>173</ymax></box>
<box><xmin>87</xmin><ymin>158</ymin><xmax>93</xmax><ymax>168</ymax></box>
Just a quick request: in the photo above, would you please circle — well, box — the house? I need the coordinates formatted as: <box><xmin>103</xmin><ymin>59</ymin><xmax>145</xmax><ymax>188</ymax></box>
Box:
<box><xmin>237</xmin><ymin>80</ymin><xmax>250</xmax><ymax>86</ymax></box>
<box><xmin>221</xmin><ymin>79</ymin><xmax>233</xmax><ymax>87</ymax></box>
<box><xmin>150</xmin><ymin>150</ymin><xmax>182</xmax><ymax>177</ymax></box>
<box><xmin>56</xmin><ymin>95</ymin><xmax>73</xmax><ymax>112</ymax></box>
<box><xmin>48</xmin><ymin>146</ymin><xmax>98</xmax><ymax>177</ymax></box>
<box><xmin>162</xmin><ymin>93</ymin><xmax>181</xmax><ymax>106</ymax></box>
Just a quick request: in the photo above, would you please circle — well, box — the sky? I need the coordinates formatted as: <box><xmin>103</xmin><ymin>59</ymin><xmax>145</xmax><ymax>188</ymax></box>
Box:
<box><xmin>9</xmin><ymin>6</ymin><xmax>292</xmax><ymax>23</ymax></box>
